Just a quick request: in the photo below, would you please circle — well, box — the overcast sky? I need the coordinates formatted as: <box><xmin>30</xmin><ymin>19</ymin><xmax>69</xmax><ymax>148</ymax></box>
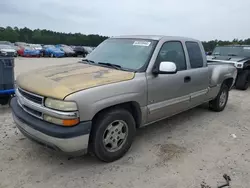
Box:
<box><xmin>1</xmin><ymin>0</ymin><xmax>250</xmax><ymax>41</ymax></box>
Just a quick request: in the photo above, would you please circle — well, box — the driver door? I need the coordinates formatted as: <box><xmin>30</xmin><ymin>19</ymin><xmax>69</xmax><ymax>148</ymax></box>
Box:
<box><xmin>147</xmin><ymin>41</ymin><xmax>192</xmax><ymax>123</ymax></box>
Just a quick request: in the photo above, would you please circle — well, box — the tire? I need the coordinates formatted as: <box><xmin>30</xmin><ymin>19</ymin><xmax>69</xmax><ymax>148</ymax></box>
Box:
<box><xmin>235</xmin><ymin>70</ymin><xmax>249</xmax><ymax>90</ymax></box>
<box><xmin>90</xmin><ymin>108</ymin><xmax>136</xmax><ymax>162</ymax></box>
<box><xmin>0</xmin><ymin>96</ymin><xmax>10</xmax><ymax>106</ymax></box>
<box><xmin>50</xmin><ymin>53</ymin><xmax>54</xmax><ymax>58</ymax></box>
<box><xmin>209</xmin><ymin>84</ymin><xmax>229</xmax><ymax>112</ymax></box>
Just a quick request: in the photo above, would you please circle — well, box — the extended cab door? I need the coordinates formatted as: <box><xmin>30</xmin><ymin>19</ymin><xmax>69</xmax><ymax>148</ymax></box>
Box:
<box><xmin>184</xmin><ymin>41</ymin><xmax>209</xmax><ymax>107</ymax></box>
<box><xmin>146</xmin><ymin>41</ymin><xmax>192</xmax><ymax>123</ymax></box>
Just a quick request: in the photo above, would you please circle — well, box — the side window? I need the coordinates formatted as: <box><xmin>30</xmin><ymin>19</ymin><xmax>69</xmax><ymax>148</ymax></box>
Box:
<box><xmin>185</xmin><ymin>42</ymin><xmax>203</xmax><ymax>68</ymax></box>
<box><xmin>156</xmin><ymin>41</ymin><xmax>186</xmax><ymax>71</ymax></box>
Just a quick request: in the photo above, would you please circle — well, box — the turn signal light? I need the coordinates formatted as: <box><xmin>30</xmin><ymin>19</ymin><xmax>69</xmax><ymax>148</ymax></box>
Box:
<box><xmin>44</xmin><ymin>114</ymin><xmax>79</xmax><ymax>127</ymax></box>
<box><xmin>62</xmin><ymin>118</ymin><xmax>80</xmax><ymax>127</ymax></box>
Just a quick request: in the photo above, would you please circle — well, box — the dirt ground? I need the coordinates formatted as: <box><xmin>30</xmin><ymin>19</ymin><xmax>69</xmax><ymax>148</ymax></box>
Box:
<box><xmin>0</xmin><ymin>58</ymin><xmax>249</xmax><ymax>188</ymax></box>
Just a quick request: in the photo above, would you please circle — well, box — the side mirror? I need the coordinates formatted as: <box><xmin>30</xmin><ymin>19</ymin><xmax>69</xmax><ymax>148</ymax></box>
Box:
<box><xmin>153</xmin><ymin>61</ymin><xmax>177</xmax><ymax>74</ymax></box>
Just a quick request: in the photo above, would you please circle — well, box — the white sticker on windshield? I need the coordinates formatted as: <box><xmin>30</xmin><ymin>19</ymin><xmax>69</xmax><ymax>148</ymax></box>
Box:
<box><xmin>133</xmin><ymin>41</ymin><xmax>151</xmax><ymax>46</ymax></box>
<box><xmin>243</xmin><ymin>47</ymin><xmax>250</xmax><ymax>50</ymax></box>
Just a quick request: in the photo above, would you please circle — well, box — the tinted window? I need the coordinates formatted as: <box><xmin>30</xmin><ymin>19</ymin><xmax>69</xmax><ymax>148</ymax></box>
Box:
<box><xmin>186</xmin><ymin>42</ymin><xmax>203</xmax><ymax>68</ymax></box>
<box><xmin>156</xmin><ymin>41</ymin><xmax>186</xmax><ymax>71</ymax></box>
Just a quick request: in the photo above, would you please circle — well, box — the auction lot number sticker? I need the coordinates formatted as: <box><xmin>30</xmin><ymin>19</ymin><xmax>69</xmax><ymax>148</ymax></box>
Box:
<box><xmin>133</xmin><ymin>41</ymin><xmax>151</xmax><ymax>46</ymax></box>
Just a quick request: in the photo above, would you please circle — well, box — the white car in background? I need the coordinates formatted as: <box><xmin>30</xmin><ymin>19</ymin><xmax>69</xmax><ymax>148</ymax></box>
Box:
<box><xmin>0</xmin><ymin>44</ymin><xmax>17</xmax><ymax>57</ymax></box>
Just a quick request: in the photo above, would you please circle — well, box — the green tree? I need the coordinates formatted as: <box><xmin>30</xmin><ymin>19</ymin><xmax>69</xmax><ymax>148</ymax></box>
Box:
<box><xmin>1</xmin><ymin>26</ymin><xmax>250</xmax><ymax>50</ymax></box>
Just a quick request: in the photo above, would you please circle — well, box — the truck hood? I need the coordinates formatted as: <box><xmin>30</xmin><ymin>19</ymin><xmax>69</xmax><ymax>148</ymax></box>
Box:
<box><xmin>207</xmin><ymin>55</ymin><xmax>250</xmax><ymax>63</ymax></box>
<box><xmin>0</xmin><ymin>48</ymin><xmax>16</xmax><ymax>52</ymax></box>
<box><xmin>16</xmin><ymin>63</ymin><xmax>135</xmax><ymax>99</ymax></box>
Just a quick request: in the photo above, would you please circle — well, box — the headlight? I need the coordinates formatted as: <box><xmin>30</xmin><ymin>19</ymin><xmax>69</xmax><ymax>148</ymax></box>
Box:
<box><xmin>234</xmin><ymin>63</ymin><xmax>243</xmax><ymax>68</ymax></box>
<box><xmin>44</xmin><ymin>114</ymin><xmax>79</xmax><ymax>126</ymax></box>
<box><xmin>45</xmin><ymin>98</ymin><xmax>77</xmax><ymax>111</ymax></box>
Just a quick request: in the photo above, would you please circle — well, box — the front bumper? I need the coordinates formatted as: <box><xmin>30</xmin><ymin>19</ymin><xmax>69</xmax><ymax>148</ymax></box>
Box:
<box><xmin>10</xmin><ymin>97</ymin><xmax>91</xmax><ymax>155</ymax></box>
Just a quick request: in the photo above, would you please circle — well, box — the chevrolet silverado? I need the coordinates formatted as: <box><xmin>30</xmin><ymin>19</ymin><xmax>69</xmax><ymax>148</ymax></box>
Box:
<box><xmin>11</xmin><ymin>35</ymin><xmax>237</xmax><ymax>162</ymax></box>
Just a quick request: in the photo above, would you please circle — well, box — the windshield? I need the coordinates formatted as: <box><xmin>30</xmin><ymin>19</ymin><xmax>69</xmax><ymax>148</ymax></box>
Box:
<box><xmin>212</xmin><ymin>46</ymin><xmax>250</xmax><ymax>57</ymax></box>
<box><xmin>44</xmin><ymin>45</ymin><xmax>54</xmax><ymax>48</ymax></box>
<box><xmin>15</xmin><ymin>42</ymin><xmax>26</xmax><ymax>46</ymax></box>
<box><xmin>24</xmin><ymin>46</ymin><xmax>35</xmax><ymax>50</ymax></box>
<box><xmin>62</xmin><ymin>46</ymin><xmax>73</xmax><ymax>51</ymax></box>
<box><xmin>0</xmin><ymin>45</ymin><xmax>13</xmax><ymax>49</ymax></box>
<box><xmin>86</xmin><ymin>38</ymin><xmax>157</xmax><ymax>71</ymax></box>
<box><xmin>32</xmin><ymin>44</ymin><xmax>42</xmax><ymax>48</ymax></box>
<box><xmin>0</xmin><ymin>41</ymin><xmax>12</xmax><ymax>45</ymax></box>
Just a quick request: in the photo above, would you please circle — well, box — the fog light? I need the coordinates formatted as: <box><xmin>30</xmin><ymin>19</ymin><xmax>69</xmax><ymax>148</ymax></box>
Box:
<box><xmin>44</xmin><ymin>114</ymin><xmax>79</xmax><ymax>126</ymax></box>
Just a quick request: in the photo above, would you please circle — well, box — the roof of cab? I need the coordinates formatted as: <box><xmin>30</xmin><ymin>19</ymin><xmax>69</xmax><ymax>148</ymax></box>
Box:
<box><xmin>112</xmin><ymin>35</ymin><xmax>199</xmax><ymax>42</ymax></box>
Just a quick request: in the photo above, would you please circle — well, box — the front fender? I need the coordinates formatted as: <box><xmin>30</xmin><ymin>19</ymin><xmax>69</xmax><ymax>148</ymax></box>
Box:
<box><xmin>91</xmin><ymin>92</ymin><xmax>140</xmax><ymax>115</ymax></box>
<box><xmin>65</xmin><ymin>74</ymin><xmax>147</xmax><ymax>121</ymax></box>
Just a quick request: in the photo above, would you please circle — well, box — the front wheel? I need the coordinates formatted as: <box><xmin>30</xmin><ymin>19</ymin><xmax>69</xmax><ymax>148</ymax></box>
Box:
<box><xmin>209</xmin><ymin>84</ymin><xmax>229</xmax><ymax>112</ymax></box>
<box><xmin>90</xmin><ymin>108</ymin><xmax>136</xmax><ymax>162</ymax></box>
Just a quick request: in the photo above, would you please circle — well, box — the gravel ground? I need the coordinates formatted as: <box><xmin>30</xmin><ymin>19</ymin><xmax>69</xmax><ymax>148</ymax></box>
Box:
<box><xmin>0</xmin><ymin>58</ymin><xmax>250</xmax><ymax>188</ymax></box>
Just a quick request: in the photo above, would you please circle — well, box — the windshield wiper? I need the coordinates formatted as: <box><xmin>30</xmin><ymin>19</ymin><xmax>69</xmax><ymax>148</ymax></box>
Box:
<box><xmin>82</xmin><ymin>58</ymin><xmax>96</xmax><ymax>64</ymax></box>
<box><xmin>82</xmin><ymin>60</ymin><xmax>131</xmax><ymax>71</ymax></box>
<box><xmin>98</xmin><ymin>62</ymin><xmax>122</xmax><ymax>70</ymax></box>
<box><xmin>228</xmin><ymin>53</ymin><xmax>237</xmax><ymax>56</ymax></box>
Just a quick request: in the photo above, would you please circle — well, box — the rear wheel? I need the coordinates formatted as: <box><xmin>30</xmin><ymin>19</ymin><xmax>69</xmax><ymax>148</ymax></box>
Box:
<box><xmin>90</xmin><ymin>108</ymin><xmax>136</xmax><ymax>162</ymax></box>
<box><xmin>235</xmin><ymin>70</ymin><xmax>249</xmax><ymax>90</ymax></box>
<box><xmin>209</xmin><ymin>84</ymin><xmax>229</xmax><ymax>112</ymax></box>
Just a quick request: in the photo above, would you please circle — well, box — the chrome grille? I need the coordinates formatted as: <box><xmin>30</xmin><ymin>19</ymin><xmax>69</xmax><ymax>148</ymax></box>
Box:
<box><xmin>7</xmin><ymin>52</ymin><xmax>15</xmax><ymax>57</ymax></box>
<box><xmin>23</xmin><ymin>105</ymin><xmax>43</xmax><ymax>118</ymax></box>
<box><xmin>15</xmin><ymin>87</ymin><xmax>79</xmax><ymax>121</ymax></box>
<box><xmin>18</xmin><ymin>88</ymin><xmax>43</xmax><ymax>104</ymax></box>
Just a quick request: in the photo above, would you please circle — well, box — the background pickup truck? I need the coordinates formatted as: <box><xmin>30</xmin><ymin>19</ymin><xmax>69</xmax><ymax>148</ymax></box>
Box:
<box><xmin>207</xmin><ymin>45</ymin><xmax>250</xmax><ymax>90</ymax></box>
<box><xmin>11</xmin><ymin>35</ymin><xmax>237</xmax><ymax>162</ymax></box>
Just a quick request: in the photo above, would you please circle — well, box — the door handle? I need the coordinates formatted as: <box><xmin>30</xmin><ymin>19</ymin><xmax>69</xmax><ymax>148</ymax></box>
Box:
<box><xmin>184</xmin><ymin>76</ymin><xmax>191</xmax><ymax>83</ymax></box>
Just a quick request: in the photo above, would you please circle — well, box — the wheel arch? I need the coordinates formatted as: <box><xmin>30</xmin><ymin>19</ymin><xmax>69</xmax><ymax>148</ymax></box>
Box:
<box><xmin>92</xmin><ymin>101</ymin><xmax>142</xmax><ymax>129</ymax></box>
<box><xmin>223</xmin><ymin>77</ymin><xmax>234</xmax><ymax>89</ymax></box>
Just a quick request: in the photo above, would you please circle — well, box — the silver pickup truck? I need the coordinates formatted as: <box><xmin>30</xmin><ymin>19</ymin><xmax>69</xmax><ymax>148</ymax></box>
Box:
<box><xmin>11</xmin><ymin>35</ymin><xmax>237</xmax><ymax>162</ymax></box>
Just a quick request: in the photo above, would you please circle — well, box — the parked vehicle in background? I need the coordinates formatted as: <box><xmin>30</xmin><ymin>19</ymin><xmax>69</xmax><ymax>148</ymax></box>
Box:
<box><xmin>56</xmin><ymin>45</ymin><xmax>76</xmax><ymax>57</ymax></box>
<box><xmin>15</xmin><ymin>42</ymin><xmax>27</xmax><ymax>47</ymax></box>
<box><xmin>41</xmin><ymin>45</ymin><xmax>65</xmax><ymax>57</ymax></box>
<box><xmin>10</xmin><ymin>43</ymin><xmax>19</xmax><ymax>52</ymax></box>
<box><xmin>83</xmin><ymin>46</ymin><xmax>94</xmax><ymax>54</ymax></box>
<box><xmin>15</xmin><ymin>42</ymin><xmax>27</xmax><ymax>56</ymax></box>
<box><xmin>0</xmin><ymin>41</ymin><xmax>12</xmax><ymax>45</ymax></box>
<box><xmin>17</xmin><ymin>46</ymin><xmax>40</xmax><ymax>57</ymax></box>
<box><xmin>11</xmin><ymin>35</ymin><xmax>237</xmax><ymax>162</ymax></box>
<box><xmin>207</xmin><ymin>45</ymin><xmax>250</xmax><ymax>90</ymax></box>
<box><xmin>29</xmin><ymin>44</ymin><xmax>43</xmax><ymax>51</ymax></box>
<box><xmin>0</xmin><ymin>44</ymin><xmax>17</xmax><ymax>57</ymax></box>
<box><xmin>73</xmin><ymin>46</ymin><xmax>89</xmax><ymax>57</ymax></box>
<box><xmin>206</xmin><ymin>51</ymin><xmax>212</xmax><ymax>55</ymax></box>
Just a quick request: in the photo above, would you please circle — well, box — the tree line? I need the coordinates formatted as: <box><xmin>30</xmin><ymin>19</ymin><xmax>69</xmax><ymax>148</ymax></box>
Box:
<box><xmin>203</xmin><ymin>38</ymin><xmax>250</xmax><ymax>52</ymax></box>
<box><xmin>1</xmin><ymin>26</ymin><xmax>250</xmax><ymax>51</ymax></box>
<box><xmin>0</xmin><ymin>26</ymin><xmax>108</xmax><ymax>47</ymax></box>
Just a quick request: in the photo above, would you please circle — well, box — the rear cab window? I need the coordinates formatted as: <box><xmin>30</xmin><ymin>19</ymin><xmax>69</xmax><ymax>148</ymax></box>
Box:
<box><xmin>185</xmin><ymin>42</ymin><xmax>204</xmax><ymax>68</ymax></box>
